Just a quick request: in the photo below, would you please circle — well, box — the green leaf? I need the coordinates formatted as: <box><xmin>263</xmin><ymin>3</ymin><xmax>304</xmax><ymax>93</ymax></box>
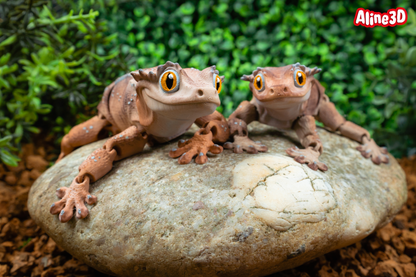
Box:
<box><xmin>179</xmin><ymin>2</ymin><xmax>195</xmax><ymax>15</ymax></box>
<box><xmin>0</xmin><ymin>136</ymin><xmax>12</xmax><ymax>147</ymax></box>
<box><xmin>0</xmin><ymin>149</ymin><xmax>20</xmax><ymax>167</ymax></box>
<box><xmin>0</xmin><ymin>53</ymin><xmax>11</xmax><ymax>66</ymax></box>
<box><xmin>405</xmin><ymin>46</ymin><xmax>416</xmax><ymax>66</ymax></box>
<box><xmin>0</xmin><ymin>35</ymin><xmax>17</xmax><ymax>49</ymax></box>
<box><xmin>364</xmin><ymin>52</ymin><xmax>377</xmax><ymax>65</ymax></box>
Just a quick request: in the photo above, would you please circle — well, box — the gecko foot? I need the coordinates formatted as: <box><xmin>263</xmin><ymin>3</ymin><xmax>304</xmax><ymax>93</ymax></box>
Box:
<box><xmin>286</xmin><ymin>146</ymin><xmax>328</xmax><ymax>171</ymax></box>
<box><xmin>50</xmin><ymin>176</ymin><xmax>97</xmax><ymax>223</ymax></box>
<box><xmin>223</xmin><ymin>135</ymin><xmax>268</xmax><ymax>154</ymax></box>
<box><xmin>356</xmin><ymin>137</ymin><xmax>389</xmax><ymax>165</ymax></box>
<box><xmin>169</xmin><ymin>130</ymin><xmax>223</xmax><ymax>164</ymax></box>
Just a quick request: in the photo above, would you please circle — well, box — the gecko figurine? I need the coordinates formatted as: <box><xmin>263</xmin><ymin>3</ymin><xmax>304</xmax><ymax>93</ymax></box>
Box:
<box><xmin>225</xmin><ymin>63</ymin><xmax>389</xmax><ymax>171</ymax></box>
<box><xmin>51</xmin><ymin>61</ymin><xmax>230</xmax><ymax>223</ymax></box>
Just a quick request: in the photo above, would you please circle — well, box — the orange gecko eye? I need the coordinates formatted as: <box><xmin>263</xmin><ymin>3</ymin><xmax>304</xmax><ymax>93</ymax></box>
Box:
<box><xmin>253</xmin><ymin>74</ymin><xmax>265</xmax><ymax>92</ymax></box>
<box><xmin>213</xmin><ymin>74</ymin><xmax>222</xmax><ymax>93</ymax></box>
<box><xmin>159</xmin><ymin>70</ymin><xmax>179</xmax><ymax>93</ymax></box>
<box><xmin>294</xmin><ymin>70</ymin><xmax>306</xmax><ymax>87</ymax></box>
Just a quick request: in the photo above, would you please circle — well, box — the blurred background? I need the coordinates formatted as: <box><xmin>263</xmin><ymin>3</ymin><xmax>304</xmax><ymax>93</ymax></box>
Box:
<box><xmin>0</xmin><ymin>0</ymin><xmax>416</xmax><ymax>166</ymax></box>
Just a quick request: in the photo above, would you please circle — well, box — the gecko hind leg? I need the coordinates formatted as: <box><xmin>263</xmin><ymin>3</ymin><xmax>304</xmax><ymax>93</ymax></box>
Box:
<box><xmin>57</xmin><ymin>116</ymin><xmax>112</xmax><ymax>162</ymax></box>
<box><xmin>51</xmin><ymin>126</ymin><xmax>148</xmax><ymax>222</ymax></box>
<box><xmin>317</xmin><ymin>96</ymin><xmax>389</xmax><ymax>165</ymax></box>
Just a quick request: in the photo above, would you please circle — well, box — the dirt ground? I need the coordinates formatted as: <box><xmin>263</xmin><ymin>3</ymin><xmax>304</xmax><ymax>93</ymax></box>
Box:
<box><xmin>0</xmin><ymin>140</ymin><xmax>415</xmax><ymax>277</ymax></box>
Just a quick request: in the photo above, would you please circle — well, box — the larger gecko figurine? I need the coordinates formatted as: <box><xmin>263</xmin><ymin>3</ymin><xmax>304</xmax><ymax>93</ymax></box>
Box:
<box><xmin>51</xmin><ymin>61</ymin><xmax>230</xmax><ymax>223</ymax></box>
<box><xmin>225</xmin><ymin>63</ymin><xmax>389</xmax><ymax>171</ymax></box>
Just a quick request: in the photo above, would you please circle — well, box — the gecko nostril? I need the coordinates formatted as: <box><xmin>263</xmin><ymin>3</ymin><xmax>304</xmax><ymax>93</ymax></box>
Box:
<box><xmin>283</xmin><ymin>87</ymin><xmax>288</xmax><ymax>92</ymax></box>
<box><xmin>197</xmin><ymin>90</ymin><xmax>204</xmax><ymax>97</ymax></box>
<box><xmin>270</xmin><ymin>89</ymin><xmax>274</xmax><ymax>94</ymax></box>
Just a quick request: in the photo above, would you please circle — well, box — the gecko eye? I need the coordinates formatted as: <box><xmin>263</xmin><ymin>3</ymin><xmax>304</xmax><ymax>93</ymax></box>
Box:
<box><xmin>294</xmin><ymin>70</ymin><xmax>306</xmax><ymax>87</ymax></box>
<box><xmin>213</xmin><ymin>74</ymin><xmax>222</xmax><ymax>94</ymax></box>
<box><xmin>253</xmin><ymin>73</ymin><xmax>265</xmax><ymax>92</ymax></box>
<box><xmin>159</xmin><ymin>69</ymin><xmax>180</xmax><ymax>93</ymax></box>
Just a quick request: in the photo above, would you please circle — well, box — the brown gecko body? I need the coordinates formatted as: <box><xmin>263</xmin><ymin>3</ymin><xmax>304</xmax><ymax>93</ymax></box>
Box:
<box><xmin>52</xmin><ymin>62</ymin><xmax>229</xmax><ymax>223</ymax></box>
<box><xmin>226</xmin><ymin>63</ymin><xmax>389</xmax><ymax>171</ymax></box>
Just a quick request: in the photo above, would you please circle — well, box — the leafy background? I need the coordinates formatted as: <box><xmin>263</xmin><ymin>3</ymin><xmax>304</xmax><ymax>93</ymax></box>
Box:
<box><xmin>0</xmin><ymin>0</ymin><xmax>415</xmax><ymax>166</ymax></box>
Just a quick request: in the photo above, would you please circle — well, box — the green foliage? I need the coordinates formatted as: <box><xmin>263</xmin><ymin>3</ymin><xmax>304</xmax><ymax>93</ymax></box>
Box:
<box><xmin>372</xmin><ymin>9</ymin><xmax>416</xmax><ymax>156</ymax></box>
<box><xmin>0</xmin><ymin>135</ymin><xmax>20</xmax><ymax>166</ymax></box>
<box><xmin>0</xmin><ymin>0</ymin><xmax>125</xmax><ymax>166</ymax></box>
<box><xmin>1</xmin><ymin>0</ymin><xmax>416</xmax><ymax>165</ymax></box>
<box><xmin>73</xmin><ymin>0</ymin><xmax>415</xmax><ymax>157</ymax></box>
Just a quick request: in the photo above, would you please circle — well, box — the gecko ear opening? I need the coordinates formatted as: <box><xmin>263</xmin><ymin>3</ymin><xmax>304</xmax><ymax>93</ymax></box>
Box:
<box><xmin>135</xmin><ymin>87</ymin><xmax>153</xmax><ymax>127</ymax></box>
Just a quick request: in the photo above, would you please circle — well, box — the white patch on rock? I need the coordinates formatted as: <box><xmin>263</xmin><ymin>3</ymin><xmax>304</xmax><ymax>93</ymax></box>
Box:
<box><xmin>233</xmin><ymin>154</ymin><xmax>337</xmax><ymax>231</ymax></box>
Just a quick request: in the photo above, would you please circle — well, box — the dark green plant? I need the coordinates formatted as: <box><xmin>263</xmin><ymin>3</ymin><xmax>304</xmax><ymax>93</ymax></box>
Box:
<box><xmin>372</xmin><ymin>8</ymin><xmax>416</xmax><ymax>157</ymax></box>
<box><xmin>79</xmin><ymin>0</ymin><xmax>415</xmax><ymax>157</ymax></box>
<box><xmin>0</xmin><ymin>0</ymin><xmax>125</xmax><ymax>165</ymax></box>
<box><xmin>1</xmin><ymin>0</ymin><xmax>416</xmax><ymax>166</ymax></box>
<box><xmin>0</xmin><ymin>136</ymin><xmax>20</xmax><ymax>166</ymax></box>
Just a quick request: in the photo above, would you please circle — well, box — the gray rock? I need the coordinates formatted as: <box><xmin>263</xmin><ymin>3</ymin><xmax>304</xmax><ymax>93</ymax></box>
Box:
<box><xmin>28</xmin><ymin>122</ymin><xmax>407</xmax><ymax>277</ymax></box>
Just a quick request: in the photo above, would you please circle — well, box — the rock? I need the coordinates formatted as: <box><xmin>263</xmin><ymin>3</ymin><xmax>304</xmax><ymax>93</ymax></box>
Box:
<box><xmin>28</xmin><ymin>122</ymin><xmax>407</xmax><ymax>277</ymax></box>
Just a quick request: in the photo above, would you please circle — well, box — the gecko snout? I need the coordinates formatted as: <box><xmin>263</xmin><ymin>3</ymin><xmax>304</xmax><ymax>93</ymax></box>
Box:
<box><xmin>273</xmin><ymin>85</ymin><xmax>289</xmax><ymax>95</ymax></box>
<box><xmin>194</xmin><ymin>87</ymin><xmax>217</xmax><ymax>99</ymax></box>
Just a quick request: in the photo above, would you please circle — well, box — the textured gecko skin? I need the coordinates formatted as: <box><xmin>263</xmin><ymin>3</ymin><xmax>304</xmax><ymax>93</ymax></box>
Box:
<box><xmin>226</xmin><ymin>63</ymin><xmax>389</xmax><ymax>171</ymax></box>
<box><xmin>51</xmin><ymin>61</ymin><xmax>229</xmax><ymax>223</ymax></box>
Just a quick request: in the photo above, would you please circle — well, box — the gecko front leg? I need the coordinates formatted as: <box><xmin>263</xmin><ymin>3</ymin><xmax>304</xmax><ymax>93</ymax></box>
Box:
<box><xmin>169</xmin><ymin>111</ymin><xmax>228</xmax><ymax>164</ymax></box>
<box><xmin>286</xmin><ymin>115</ymin><xmax>328</xmax><ymax>171</ymax></box>
<box><xmin>224</xmin><ymin>101</ymin><xmax>268</xmax><ymax>154</ymax></box>
<box><xmin>169</xmin><ymin>130</ymin><xmax>223</xmax><ymax>164</ymax></box>
<box><xmin>50</xmin><ymin>126</ymin><xmax>148</xmax><ymax>222</ymax></box>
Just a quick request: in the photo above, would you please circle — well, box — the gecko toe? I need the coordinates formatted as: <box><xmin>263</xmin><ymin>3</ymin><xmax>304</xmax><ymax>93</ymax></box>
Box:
<box><xmin>372</xmin><ymin>155</ymin><xmax>382</xmax><ymax>165</ymax></box>
<box><xmin>233</xmin><ymin>145</ymin><xmax>243</xmax><ymax>154</ymax></box>
<box><xmin>50</xmin><ymin>199</ymin><xmax>66</xmax><ymax>215</ymax></box>
<box><xmin>245</xmin><ymin>145</ymin><xmax>258</xmax><ymax>154</ymax></box>
<box><xmin>178</xmin><ymin>151</ymin><xmax>197</xmax><ymax>164</ymax></box>
<box><xmin>56</xmin><ymin>187</ymin><xmax>68</xmax><ymax>198</ymax></box>
<box><xmin>75</xmin><ymin>205</ymin><xmax>89</xmax><ymax>219</ymax></box>
<box><xmin>169</xmin><ymin>147</ymin><xmax>188</xmax><ymax>158</ymax></box>
<box><xmin>59</xmin><ymin>206</ymin><xmax>74</xmax><ymax>223</ymax></box>
<box><xmin>85</xmin><ymin>194</ymin><xmax>97</xmax><ymax>205</ymax></box>
<box><xmin>294</xmin><ymin>155</ymin><xmax>306</xmax><ymax>164</ymax></box>
<box><xmin>223</xmin><ymin>142</ymin><xmax>233</xmax><ymax>149</ymax></box>
<box><xmin>307</xmin><ymin>161</ymin><xmax>319</xmax><ymax>171</ymax></box>
<box><xmin>178</xmin><ymin>139</ymin><xmax>189</xmax><ymax>147</ymax></box>
<box><xmin>208</xmin><ymin>144</ymin><xmax>223</xmax><ymax>154</ymax></box>
<box><xmin>195</xmin><ymin>152</ymin><xmax>208</xmax><ymax>164</ymax></box>
<box><xmin>317</xmin><ymin>162</ymin><xmax>328</xmax><ymax>171</ymax></box>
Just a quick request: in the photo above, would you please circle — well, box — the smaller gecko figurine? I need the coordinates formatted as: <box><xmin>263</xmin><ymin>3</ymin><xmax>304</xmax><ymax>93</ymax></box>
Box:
<box><xmin>51</xmin><ymin>61</ymin><xmax>230</xmax><ymax>222</ymax></box>
<box><xmin>225</xmin><ymin>63</ymin><xmax>389</xmax><ymax>171</ymax></box>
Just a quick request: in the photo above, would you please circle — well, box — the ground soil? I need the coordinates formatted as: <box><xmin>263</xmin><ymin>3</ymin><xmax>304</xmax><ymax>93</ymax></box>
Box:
<box><xmin>0</xmin><ymin>141</ymin><xmax>415</xmax><ymax>277</ymax></box>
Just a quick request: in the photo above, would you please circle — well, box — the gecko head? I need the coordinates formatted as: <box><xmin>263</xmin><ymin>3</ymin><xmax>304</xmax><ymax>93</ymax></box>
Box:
<box><xmin>131</xmin><ymin>61</ymin><xmax>223</xmax><ymax>120</ymax></box>
<box><xmin>241</xmin><ymin>63</ymin><xmax>322</xmax><ymax>103</ymax></box>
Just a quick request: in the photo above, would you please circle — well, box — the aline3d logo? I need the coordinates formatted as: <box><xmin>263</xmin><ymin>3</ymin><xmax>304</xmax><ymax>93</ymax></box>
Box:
<box><xmin>354</xmin><ymin>8</ymin><xmax>407</xmax><ymax>27</ymax></box>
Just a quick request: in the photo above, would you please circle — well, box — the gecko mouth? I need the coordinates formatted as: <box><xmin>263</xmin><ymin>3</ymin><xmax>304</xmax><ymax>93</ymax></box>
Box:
<box><xmin>143</xmin><ymin>93</ymin><xmax>219</xmax><ymax>119</ymax></box>
<box><xmin>145</xmin><ymin>92</ymin><xmax>221</xmax><ymax>107</ymax></box>
<box><xmin>255</xmin><ymin>88</ymin><xmax>311</xmax><ymax>102</ymax></box>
